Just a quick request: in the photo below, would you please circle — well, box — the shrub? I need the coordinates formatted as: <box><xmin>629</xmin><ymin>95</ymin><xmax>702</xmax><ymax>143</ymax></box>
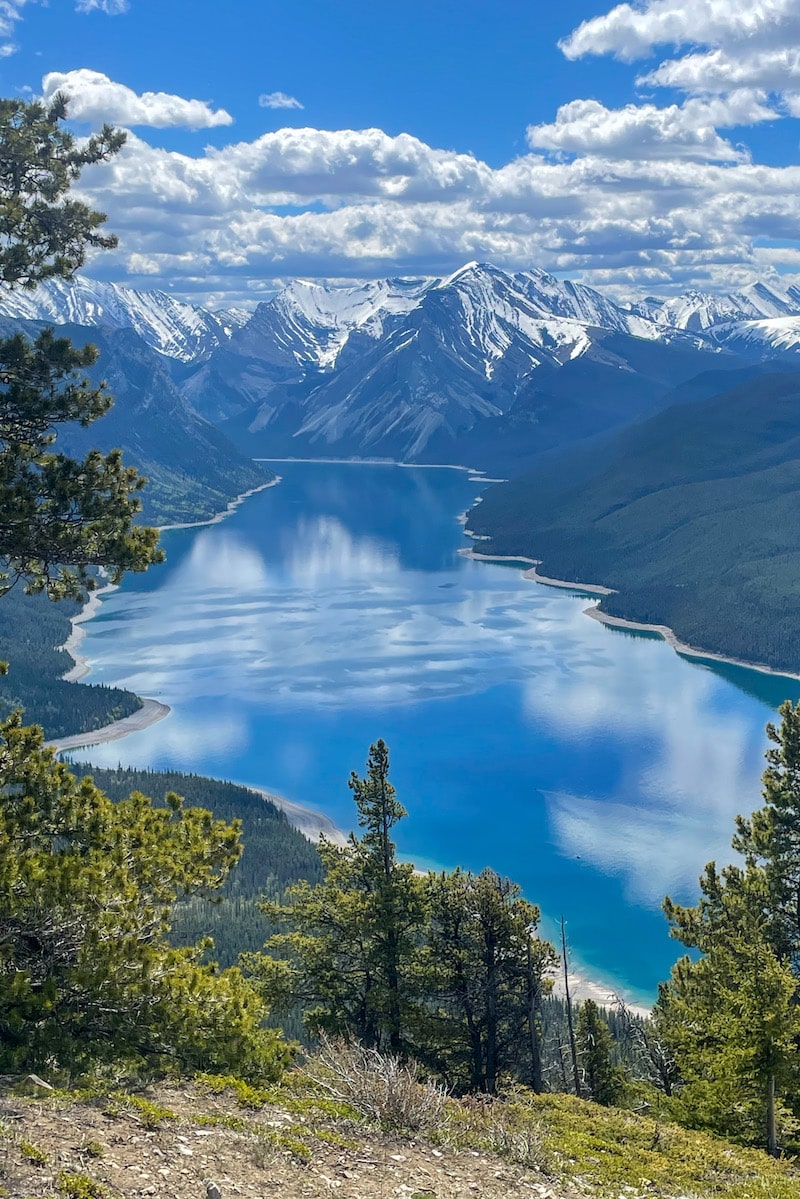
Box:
<box><xmin>304</xmin><ymin>1037</ymin><xmax>448</xmax><ymax>1133</ymax></box>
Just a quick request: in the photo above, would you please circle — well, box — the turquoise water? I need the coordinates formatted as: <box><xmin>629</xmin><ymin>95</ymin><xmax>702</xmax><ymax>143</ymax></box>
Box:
<box><xmin>74</xmin><ymin>461</ymin><xmax>800</xmax><ymax>1006</ymax></box>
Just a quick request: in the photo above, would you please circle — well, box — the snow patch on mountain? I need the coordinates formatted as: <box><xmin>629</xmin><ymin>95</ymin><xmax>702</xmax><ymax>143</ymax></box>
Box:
<box><xmin>628</xmin><ymin>283</ymin><xmax>800</xmax><ymax>332</ymax></box>
<box><xmin>0</xmin><ymin>276</ymin><xmax>248</xmax><ymax>362</ymax></box>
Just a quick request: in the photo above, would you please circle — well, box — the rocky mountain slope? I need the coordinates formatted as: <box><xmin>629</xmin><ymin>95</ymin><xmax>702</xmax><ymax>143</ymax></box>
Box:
<box><xmin>6</xmin><ymin>266</ymin><xmax>800</xmax><ymax>467</ymax></box>
<box><xmin>4</xmin><ymin>1075</ymin><xmax>798</xmax><ymax>1199</ymax></box>
<box><xmin>0</xmin><ymin>317</ymin><xmax>272</xmax><ymax>526</ymax></box>
<box><xmin>468</xmin><ymin>368</ymin><xmax>800</xmax><ymax>674</ymax></box>
<box><xmin>0</xmin><ymin>276</ymin><xmax>248</xmax><ymax>362</ymax></box>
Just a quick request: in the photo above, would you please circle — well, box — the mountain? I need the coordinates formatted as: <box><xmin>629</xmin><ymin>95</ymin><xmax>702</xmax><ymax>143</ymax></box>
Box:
<box><xmin>627</xmin><ymin>281</ymin><xmax>800</xmax><ymax>330</ymax></box>
<box><xmin>0</xmin><ymin>276</ymin><xmax>249</xmax><ymax>363</ymax></box>
<box><xmin>197</xmin><ymin>263</ymin><xmax>721</xmax><ymax>463</ymax></box>
<box><xmin>9</xmin><ymin>265</ymin><xmax>800</xmax><ymax>469</ymax></box>
<box><xmin>9</xmin><ymin>320</ymin><xmax>273</xmax><ymax>525</ymax></box>
<box><xmin>467</xmin><ymin>369</ymin><xmax>800</xmax><ymax>674</ymax></box>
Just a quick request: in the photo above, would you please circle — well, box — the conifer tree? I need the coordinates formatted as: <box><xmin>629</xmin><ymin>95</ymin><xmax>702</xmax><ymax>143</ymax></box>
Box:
<box><xmin>0</xmin><ymin>94</ymin><xmax>161</xmax><ymax>601</ymax></box>
<box><xmin>416</xmin><ymin>868</ymin><xmax>557</xmax><ymax>1094</ymax></box>
<box><xmin>576</xmin><ymin>998</ymin><xmax>626</xmax><ymax>1106</ymax></box>
<box><xmin>659</xmin><ymin>861</ymin><xmax>800</xmax><ymax>1153</ymax></box>
<box><xmin>733</xmin><ymin>698</ymin><xmax>800</xmax><ymax>965</ymax></box>
<box><xmin>0</xmin><ymin>713</ymin><xmax>289</xmax><ymax>1078</ymax></box>
<box><xmin>261</xmin><ymin>741</ymin><xmax>423</xmax><ymax>1052</ymax></box>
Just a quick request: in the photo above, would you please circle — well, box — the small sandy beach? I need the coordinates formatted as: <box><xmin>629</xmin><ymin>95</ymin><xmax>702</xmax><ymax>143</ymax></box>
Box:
<box><xmin>249</xmin><ymin>786</ymin><xmax>350</xmax><ymax>847</ymax></box>
<box><xmin>45</xmin><ymin>696</ymin><xmax>171</xmax><ymax>753</ymax></box>
<box><xmin>585</xmin><ymin>604</ymin><xmax>800</xmax><ymax>683</ymax></box>
<box><xmin>158</xmin><ymin>476</ymin><xmax>281</xmax><ymax>531</ymax></box>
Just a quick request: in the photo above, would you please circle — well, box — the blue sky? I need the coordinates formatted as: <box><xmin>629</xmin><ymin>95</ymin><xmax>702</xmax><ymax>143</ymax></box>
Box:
<box><xmin>3</xmin><ymin>0</ymin><xmax>800</xmax><ymax>304</ymax></box>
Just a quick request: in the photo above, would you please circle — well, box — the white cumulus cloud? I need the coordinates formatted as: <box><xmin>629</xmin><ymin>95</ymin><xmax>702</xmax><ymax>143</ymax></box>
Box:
<box><xmin>526</xmin><ymin>96</ymin><xmax>775</xmax><ymax>162</ymax></box>
<box><xmin>259</xmin><ymin>91</ymin><xmax>304</xmax><ymax>110</ymax></box>
<box><xmin>42</xmin><ymin>69</ymin><xmax>233</xmax><ymax>130</ymax></box>
<box><xmin>560</xmin><ymin>0</ymin><xmax>800</xmax><ymax>63</ymax></box>
<box><xmin>60</xmin><ymin>121</ymin><xmax>800</xmax><ymax>304</ymax></box>
<box><xmin>639</xmin><ymin>47</ymin><xmax>800</xmax><ymax>94</ymax></box>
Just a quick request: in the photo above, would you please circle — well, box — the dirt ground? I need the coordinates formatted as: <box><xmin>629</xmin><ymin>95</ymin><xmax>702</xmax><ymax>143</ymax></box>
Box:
<box><xmin>0</xmin><ymin>1083</ymin><xmax>576</xmax><ymax>1199</ymax></box>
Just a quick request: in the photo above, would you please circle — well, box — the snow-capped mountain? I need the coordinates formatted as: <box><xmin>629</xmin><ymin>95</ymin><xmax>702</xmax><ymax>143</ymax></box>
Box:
<box><xmin>628</xmin><ymin>282</ymin><xmax>800</xmax><ymax>332</ymax></box>
<box><xmin>7</xmin><ymin>263</ymin><xmax>800</xmax><ymax>465</ymax></box>
<box><xmin>207</xmin><ymin>263</ymin><xmax>722</xmax><ymax>462</ymax></box>
<box><xmin>0</xmin><ymin>276</ymin><xmax>249</xmax><ymax>363</ymax></box>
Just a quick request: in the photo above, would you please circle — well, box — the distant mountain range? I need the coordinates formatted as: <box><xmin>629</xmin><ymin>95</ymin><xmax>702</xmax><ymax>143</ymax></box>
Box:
<box><xmin>0</xmin><ymin>276</ymin><xmax>249</xmax><ymax>363</ymax></box>
<box><xmin>6</xmin><ymin>265</ymin><xmax>800</xmax><ymax>468</ymax></box>
<box><xmin>6</xmin><ymin>263</ymin><xmax>800</xmax><ymax>494</ymax></box>
<box><xmin>7</xmin><ymin>266</ymin><xmax>800</xmax><ymax>676</ymax></box>
<box><xmin>10</xmin><ymin>266</ymin><xmax>800</xmax><ymax>467</ymax></box>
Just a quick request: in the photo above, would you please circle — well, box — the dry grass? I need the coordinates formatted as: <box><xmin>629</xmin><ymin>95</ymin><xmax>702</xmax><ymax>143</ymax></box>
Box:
<box><xmin>303</xmin><ymin>1036</ymin><xmax>449</xmax><ymax>1133</ymax></box>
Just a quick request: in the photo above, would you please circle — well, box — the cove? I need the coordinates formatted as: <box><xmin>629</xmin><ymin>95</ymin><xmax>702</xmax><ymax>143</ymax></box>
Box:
<box><xmin>72</xmin><ymin>461</ymin><xmax>800</xmax><ymax>1006</ymax></box>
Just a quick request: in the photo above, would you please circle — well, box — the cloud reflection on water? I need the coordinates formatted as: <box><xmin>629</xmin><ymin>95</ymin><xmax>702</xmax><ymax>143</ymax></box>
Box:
<box><xmin>83</xmin><ymin>492</ymin><xmax>783</xmax><ymax>920</ymax></box>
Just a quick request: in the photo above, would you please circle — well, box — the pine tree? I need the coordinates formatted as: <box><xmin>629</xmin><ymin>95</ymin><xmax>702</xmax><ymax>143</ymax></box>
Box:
<box><xmin>0</xmin><ymin>94</ymin><xmax>161</xmax><ymax>601</ymax></box>
<box><xmin>659</xmin><ymin>861</ymin><xmax>800</xmax><ymax>1153</ymax></box>
<box><xmin>0</xmin><ymin>713</ymin><xmax>289</xmax><ymax>1078</ymax></box>
<box><xmin>576</xmin><ymin>999</ymin><xmax>626</xmax><ymax>1106</ymax></box>
<box><xmin>261</xmin><ymin>741</ymin><xmax>424</xmax><ymax>1052</ymax></box>
<box><xmin>733</xmin><ymin>698</ymin><xmax>800</xmax><ymax>966</ymax></box>
<box><xmin>416</xmin><ymin>868</ymin><xmax>557</xmax><ymax>1094</ymax></box>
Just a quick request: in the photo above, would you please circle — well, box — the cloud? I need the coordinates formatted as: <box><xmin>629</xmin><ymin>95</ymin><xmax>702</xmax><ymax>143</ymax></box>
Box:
<box><xmin>75</xmin><ymin>0</ymin><xmax>129</xmax><ymax>12</ymax></box>
<box><xmin>42</xmin><ymin>69</ymin><xmax>233</xmax><ymax>130</ymax></box>
<box><xmin>639</xmin><ymin>47</ymin><xmax>800</xmax><ymax>94</ymax></box>
<box><xmin>63</xmin><ymin>120</ymin><xmax>800</xmax><ymax>302</ymax></box>
<box><xmin>0</xmin><ymin>0</ymin><xmax>31</xmax><ymax>54</ymax></box>
<box><xmin>560</xmin><ymin>0</ymin><xmax>800</xmax><ymax>63</ymax></box>
<box><xmin>259</xmin><ymin>91</ymin><xmax>304</xmax><ymax>110</ymax></box>
<box><xmin>526</xmin><ymin>96</ymin><xmax>775</xmax><ymax>162</ymax></box>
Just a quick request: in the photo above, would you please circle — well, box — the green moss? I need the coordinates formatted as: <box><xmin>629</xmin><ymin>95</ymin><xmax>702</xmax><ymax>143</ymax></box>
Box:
<box><xmin>105</xmin><ymin>1093</ymin><xmax>175</xmax><ymax>1129</ymax></box>
<box><xmin>279</xmin><ymin>1093</ymin><xmax>360</xmax><ymax>1121</ymax></box>
<box><xmin>195</xmin><ymin>1072</ymin><xmax>273</xmax><ymax>1109</ymax></box>
<box><xmin>19</xmin><ymin>1140</ymin><xmax>48</xmax><ymax>1165</ymax></box>
<box><xmin>57</xmin><ymin>1172</ymin><xmax>107</xmax><ymax>1199</ymax></box>
<box><xmin>195</xmin><ymin>1113</ymin><xmax>252</xmax><ymax>1133</ymax></box>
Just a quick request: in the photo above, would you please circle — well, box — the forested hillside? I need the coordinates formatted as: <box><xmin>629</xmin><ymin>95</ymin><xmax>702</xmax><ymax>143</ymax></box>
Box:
<box><xmin>469</xmin><ymin>370</ymin><xmax>800</xmax><ymax>673</ymax></box>
<box><xmin>0</xmin><ymin>587</ymin><xmax>141</xmax><ymax>736</ymax></box>
<box><xmin>71</xmin><ymin>765</ymin><xmax>324</xmax><ymax>965</ymax></box>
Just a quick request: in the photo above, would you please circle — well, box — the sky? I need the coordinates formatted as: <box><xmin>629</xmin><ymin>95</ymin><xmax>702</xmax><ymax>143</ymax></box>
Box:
<box><xmin>3</xmin><ymin>0</ymin><xmax>800</xmax><ymax>306</ymax></box>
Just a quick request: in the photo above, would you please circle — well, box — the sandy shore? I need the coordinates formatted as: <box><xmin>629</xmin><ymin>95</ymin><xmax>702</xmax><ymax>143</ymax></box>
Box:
<box><xmin>249</xmin><ymin>786</ymin><xmax>350</xmax><ymax>847</ymax></box>
<box><xmin>45</xmin><ymin>697</ymin><xmax>171</xmax><ymax>753</ymax></box>
<box><xmin>158</xmin><ymin>476</ymin><xmax>281</xmax><ymax>531</ymax></box>
<box><xmin>585</xmin><ymin>604</ymin><xmax>800</xmax><ymax>682</ymax></box>
<box><xmin>464</xmin><ymin>546</ymin><xmax>800</xmax><ymax>682</ymax></box>
<box><xmin>60</xmin><ymin>578</ymin><xmax>119</xmax><ymax>682</ymax></box>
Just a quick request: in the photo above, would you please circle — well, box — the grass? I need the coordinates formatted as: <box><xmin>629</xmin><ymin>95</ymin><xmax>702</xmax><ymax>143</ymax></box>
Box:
<box><xmin>437</xmin><ymin>1091</ymin><xmax>800</xmax><ymax>1198</ymax></box>
<box><xmin>2</xmin><ymin>1068</ymin><xmax>799</xmax><ymax>1198</ymax></box>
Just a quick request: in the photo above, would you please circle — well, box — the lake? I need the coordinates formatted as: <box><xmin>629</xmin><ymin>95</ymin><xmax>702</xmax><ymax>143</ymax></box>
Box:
<box><xmin>73</xmin><ymin>461</ymin><xmax>800</xmax><ymax>1006</ymax></box>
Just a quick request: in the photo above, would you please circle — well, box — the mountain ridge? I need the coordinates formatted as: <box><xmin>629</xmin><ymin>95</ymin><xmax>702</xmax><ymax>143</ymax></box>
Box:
<box><xmin>6</xmin><ymin>265</ymin><xmax>800</xmax><ymax>466</ymax></box>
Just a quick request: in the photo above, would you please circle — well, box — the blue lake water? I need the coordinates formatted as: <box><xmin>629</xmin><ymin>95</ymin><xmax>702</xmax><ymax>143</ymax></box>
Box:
<box><xmin>74</xmin><ymin>461</ymin><xmax>800</xmax><ymax>1006</ymax></box>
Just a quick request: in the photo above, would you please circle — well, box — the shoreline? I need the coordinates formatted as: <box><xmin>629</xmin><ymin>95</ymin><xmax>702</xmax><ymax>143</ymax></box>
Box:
<box><xmin>585</xmin><ymin>605</ymin><xmax>800</xmax><ymax>683</ymax></box>
<box><xmin>255</xmin><ymin>456</ymin><xmax>506</xmax><ymax>484</ymax></box>
<box><xmin>61</xmin><ymin>576</ymin><xmax>119</xmax><ymax>682</ymax></box>
<box><xmin>158</xmin><ymin>476</ymin><xmax>281</xmax><ymax>531</ymax></box>
<box><xmin>249</xmin><ymin>786</ymin><xmax>350</xmax><ymax>848</ymax></box>
<box><xmin>53</xmin><ymin>476</ymin><xmax>284</xmax><ymax>745</ymax></box>
<box><xmin>462</xmin><ymin>546</ymin><xmax>800</xmax><ymax>682</ymax></box>
<box><xmin>45</xmin><ymin>697</ymin><xmax>171</xmax><ymax>753</ymax></box>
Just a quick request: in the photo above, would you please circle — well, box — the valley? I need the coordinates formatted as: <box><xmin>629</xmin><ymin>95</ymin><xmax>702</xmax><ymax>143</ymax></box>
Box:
<box><xmin>58</xmin><ymin>460</ymin><xmax>800</xmax><ymax>1006</ymax></box>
